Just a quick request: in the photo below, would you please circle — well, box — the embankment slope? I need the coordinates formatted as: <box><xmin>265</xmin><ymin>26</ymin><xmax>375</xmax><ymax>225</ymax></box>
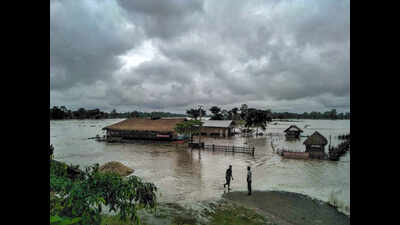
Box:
<box><xmin>223</xmin><ymin>191</ymin><xmax>349</xmax><ymax>225</ymax></box>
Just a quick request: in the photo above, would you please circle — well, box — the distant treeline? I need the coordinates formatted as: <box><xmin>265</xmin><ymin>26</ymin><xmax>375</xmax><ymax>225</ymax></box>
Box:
<box><xmin>187</xmin><ymin>104</ymin><xmax>349</xmax><ymax>121</ymax></box>
<box><xmin>50</xmin><ymin>105</ymin><xmax>350</xmax><ymax>120</ymax></box>
<box><xmin>49</xmin><ymin>106</ymin><xmax>186</xmax><ymax>120</ymax></box>
<box><xmin>270</xmin><ymin>110</ymin><xmax>350</xmax><ymax>120</ymax></box>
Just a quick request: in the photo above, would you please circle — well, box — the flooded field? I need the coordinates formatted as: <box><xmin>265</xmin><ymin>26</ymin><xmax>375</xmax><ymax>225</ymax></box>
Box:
<box><xmin>50</xmin><ymin>119</ymin><xmax>350</xmax><ymax>216</ymax></box>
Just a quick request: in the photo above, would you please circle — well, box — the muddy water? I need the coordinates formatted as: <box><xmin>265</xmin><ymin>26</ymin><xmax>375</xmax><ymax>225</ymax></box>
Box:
<box><xmin>50</xmin><ymin>119</ymin><xmax>350</xmax><ymax>216</ymax></box>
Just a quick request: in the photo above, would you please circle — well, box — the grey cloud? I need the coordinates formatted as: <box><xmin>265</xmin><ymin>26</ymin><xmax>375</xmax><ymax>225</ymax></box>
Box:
<box><xmin>117</xmin><ymin>0</ymin><xmax>204</xmax><ymax>40</ymax></box>
<box><xmin>50</xmin><ymin>0</ymin><xmax>145</xmax><ymax>90</ymax></box>
<box><xmin>50</xmin><ymin>0</ymin><xmax>349</xmax><ymax>113</ymax></box>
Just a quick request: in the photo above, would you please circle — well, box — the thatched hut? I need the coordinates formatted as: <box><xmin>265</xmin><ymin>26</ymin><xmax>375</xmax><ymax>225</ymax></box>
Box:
<box><xmin>303</xmin><ymin>131</ymin><xmax>328</xmax><ymax>159</ymax></box>
<box><xmin>102</xmin><ymin>117</ymin><xmax>186</xmax><ymax>142</ymax></box>
<box><xmin>284</xmin><ymin>125</ymin><xmax>303</xmax><ymax>138</ymax></box>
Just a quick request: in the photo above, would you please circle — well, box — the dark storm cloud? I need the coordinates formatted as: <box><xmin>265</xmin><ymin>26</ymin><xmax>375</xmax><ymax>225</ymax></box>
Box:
<box><xmin>116</xmin><ymin>0</ymin><xmax>204</xmax><ymax>40</ymax></box>
<box><xmin>50</xmin><ymin>0</ymin><xmax>145</xmax><ymax>90</ymax></box>
<box><xmin>50</xmin><ymin>0</ymin><xmax>349</xmax><ymax>113</ymax></box>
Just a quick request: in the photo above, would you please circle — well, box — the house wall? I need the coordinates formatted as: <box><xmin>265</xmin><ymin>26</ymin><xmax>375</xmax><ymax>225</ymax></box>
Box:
<box><xmin>304</xmin><ymin>144</ymin><xmax>326</xmax><ymax>159</ymax></box>
<box><xmin>106</xmin><ymin>129</ymin><xmax>176</xmax><ymax>140</ymax></box>
<box><xmin>305</xmin><ymin>145</ymin><xmax>325</xmax><ymax>152</ymax></box>
<box><xmin>200</xmin><ymin>127</ymin><xmax>231</xmax><ymax>137</ymax></box>
<box><xmin>309</xmin><ymin>151</ymin><xmax>325</xmax><ymax>159</ymax></box>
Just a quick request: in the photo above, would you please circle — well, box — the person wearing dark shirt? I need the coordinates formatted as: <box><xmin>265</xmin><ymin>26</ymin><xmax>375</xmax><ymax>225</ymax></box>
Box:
<box><xmin>247</xmin><ymin>166</ymin><xmax>252</xmax><ymax>195</ymax></box>
<box><xmin>224</xmin><ymin>165</ymin><xmax>234</xmax><ymax>190</ymax></box>
<box><xmin>50</xmin><ymin>144</ymin><xmax>54</xmax><ymax>160</ymax></box>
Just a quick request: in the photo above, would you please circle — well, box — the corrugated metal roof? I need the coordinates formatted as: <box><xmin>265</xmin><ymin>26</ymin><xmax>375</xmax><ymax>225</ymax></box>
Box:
<box><xmin>202</xmin><ymin>120</ymin><xmax>233</xmax><ymax>128</ymax></box>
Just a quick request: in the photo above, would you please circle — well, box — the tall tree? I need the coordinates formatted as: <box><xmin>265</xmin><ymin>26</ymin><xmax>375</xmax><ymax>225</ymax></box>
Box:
<box><xmin>175</xmin><ymin>120</ymin><xmax>202</xmax><ymax>142</ymax></box>
<box><xmin>240</xmin><ymin>104</ymin><xmax>248</xmax><ymax>120</ymax></box>
<box><xmin>245</xmin><ymin>109</ymin><xmax>270</xmax><ymax>135</ymax></box>
<box><xmin>221</xmin><ymin>109</ymin><xmax>229</xmax><ymax>120</ymax></box>
<box><xmin>186</xmin><ymin>108</ymin><xmax>206</xmax><ymax>120</ymax></box>
<box><xmin>209</xmin><ymin>106</ymin><xmax>223</xmax><ymax>120</ymax></box>
<box><xmin>229</xmin><ymin>107</ymin><xmax>239</xmax><ymax>120</ymax></box>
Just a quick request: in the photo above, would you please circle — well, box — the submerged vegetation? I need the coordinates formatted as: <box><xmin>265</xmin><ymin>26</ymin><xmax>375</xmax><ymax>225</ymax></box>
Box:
<box><xmin>50</xmin><ymin>160</ymin><xmax>158</xmax><ymax>225</ymax></box>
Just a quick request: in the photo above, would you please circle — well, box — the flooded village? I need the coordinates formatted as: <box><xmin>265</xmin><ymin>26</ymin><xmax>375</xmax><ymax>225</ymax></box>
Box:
<box><xmin>50</xmin><ymin>107</ymin><xmax>350</xmax><ymax>225</ymax></box>
<box><xmin>50</xmin><ymin>0</ymin><xmax>349</xmax><ymax>224</ymax></box>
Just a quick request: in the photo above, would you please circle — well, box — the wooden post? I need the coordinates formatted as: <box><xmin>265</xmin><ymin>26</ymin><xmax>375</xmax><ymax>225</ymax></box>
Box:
<box><xmin>212</xmin><ymin>144</ymin><xmax>215</xmax><ymax>151</ymax></box>
<box><xmin>198</xmin><ymin>105</ymin><xmax>203</xmax><ymax>145</ymax></box>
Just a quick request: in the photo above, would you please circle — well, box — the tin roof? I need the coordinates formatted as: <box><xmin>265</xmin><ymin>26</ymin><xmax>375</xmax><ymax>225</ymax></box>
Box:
<box><xmin>202</xmin><ymin>120</ymin><xmax>233</xmax><ymax>128</ymax></box>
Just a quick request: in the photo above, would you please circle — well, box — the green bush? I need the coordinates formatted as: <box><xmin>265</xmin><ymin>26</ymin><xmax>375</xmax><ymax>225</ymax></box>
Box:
<box><xmin>50</xmin><ymin>161</ymin><xmax>157</xmax><ymax>225</ymax></box>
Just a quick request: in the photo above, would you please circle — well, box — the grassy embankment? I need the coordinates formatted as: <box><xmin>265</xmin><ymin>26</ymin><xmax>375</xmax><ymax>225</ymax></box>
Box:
<box><xmin>101</xmin><ymin>201</ymin><xmax>275</xmax><ymax>225</ymax></box>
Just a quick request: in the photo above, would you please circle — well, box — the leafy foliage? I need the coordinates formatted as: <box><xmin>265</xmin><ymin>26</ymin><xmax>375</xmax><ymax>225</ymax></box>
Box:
<box><xmin>174</xmin><ymin>120</ymin><xmax>202</xmax><ymax>139</ymax></box>
<box><xmin>243</xmin><ymin>109</ymin><xmax>272</xmax><ymax>132</ymax></box>
<box><xmin>50</xmin><ymin>105</ymin><xmax>186</xmax><ymax>120</ymax></box>
<box><xmin>186</xmin><ymin>108</ymin><xmax>206</xmax><ymax>120</ymax></box>
<box><xmin>50</xmin><ymin>161</ymin><xmax>158</xmax><ymax>225</ymax></box>
<box><xmin>209</xmin><ymin>106</ymin><xmax>224</xmax><ymax>120</ymax></box>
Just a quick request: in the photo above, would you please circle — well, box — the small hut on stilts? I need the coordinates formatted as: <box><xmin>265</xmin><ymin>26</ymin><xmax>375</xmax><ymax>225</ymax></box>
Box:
<box><xmin>284</xmin><ymin>125</ymin><xmax>303</xmax><ymax>139</ymax></box>
<box><xmin>303</xmin><ymin>131</ymin><xmax>328</xmax><ymax>159</ymax></box>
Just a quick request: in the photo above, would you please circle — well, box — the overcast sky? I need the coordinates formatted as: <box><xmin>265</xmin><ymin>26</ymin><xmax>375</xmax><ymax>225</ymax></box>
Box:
<box><xmin>50</xmin><ymin>0</ymin><xmax>349</xmax><ymax>114</ymax></box>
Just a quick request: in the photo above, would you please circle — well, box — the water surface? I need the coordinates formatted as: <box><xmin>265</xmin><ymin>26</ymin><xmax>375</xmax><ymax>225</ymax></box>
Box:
<box><xmin>50</xmin><ymin>119</ymin><xmax>350</xmax><ymax>215</ymax></box>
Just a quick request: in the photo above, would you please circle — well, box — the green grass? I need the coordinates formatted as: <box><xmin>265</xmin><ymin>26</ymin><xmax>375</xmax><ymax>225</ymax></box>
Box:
<box><xmin>101</xmin><ymin>215</ymin><xmax>138</xmax><ymax>225</ymax></box>
<box><xmin>100</xmin><ymin>202</ymin><xmax>276</xmax><ymax>225</ymax></box>
<box><xmin>208</xmin><ymin>203</ymin><xmax>273</xmax><ymax>225</ymax></box>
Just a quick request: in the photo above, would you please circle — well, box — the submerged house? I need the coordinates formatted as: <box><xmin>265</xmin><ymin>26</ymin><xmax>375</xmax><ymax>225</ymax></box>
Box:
<box><xmin>200</xmin><ymin>120</ymin><xmax>234</xmax><ymax>137</ymax></box>
<box><xmin>284</xmin><ymin>125</ymin><xmax>303</xmax><ymax>138</ymax></box>
<box><xmin>303</xmin><ymin>131</ymin><xmax>328</xmax><ymax>159</ymax></box>
<box><xmin>102</xmin><ymin>117</ymin><xmax>186</xmax><ymax>142</ymax></box>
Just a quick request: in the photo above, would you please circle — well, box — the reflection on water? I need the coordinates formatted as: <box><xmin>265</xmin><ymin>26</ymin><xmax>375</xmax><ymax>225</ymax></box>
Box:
<box><xmin>50</xmin><ymin>119</ymin><xmax>350</xmax><ymax>215</ymax></box>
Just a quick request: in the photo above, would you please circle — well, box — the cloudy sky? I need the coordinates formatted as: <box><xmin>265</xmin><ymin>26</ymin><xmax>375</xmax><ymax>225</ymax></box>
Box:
<box><xmin>50</xmin><ymin>0</ymin><xmax>350</xmax><ymax>114</ymax></box>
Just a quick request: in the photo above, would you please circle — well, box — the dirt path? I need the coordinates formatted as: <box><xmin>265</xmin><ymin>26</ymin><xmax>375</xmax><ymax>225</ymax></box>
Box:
<box><xmin>223</xmin><ymin>191</ymin><xmax>350</xmax><ymax>225</ymax></box>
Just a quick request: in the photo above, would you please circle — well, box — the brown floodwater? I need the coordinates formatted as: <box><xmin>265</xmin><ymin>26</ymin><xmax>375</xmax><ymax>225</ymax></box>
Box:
<box><xmin>50</xmin><ymin>119</ymin><xmax>350</xmax><ymax>215</ymax></box>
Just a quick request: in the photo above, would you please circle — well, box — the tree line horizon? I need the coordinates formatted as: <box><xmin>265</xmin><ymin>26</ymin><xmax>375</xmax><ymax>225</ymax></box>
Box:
<box><xmin>49</xmin><ymin>105</ymin><xmax>350</xmax><ymax>120</ymax></box>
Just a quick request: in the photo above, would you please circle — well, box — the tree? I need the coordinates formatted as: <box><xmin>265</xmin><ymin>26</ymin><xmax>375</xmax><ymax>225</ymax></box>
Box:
<box><xmin>110</xmin><ymin>109</ymin><xmax>117</xmax><ymax>118</ymax></box>
<box><xmin>245</xmin><ymin>109</ymin><xmax>270</xmax><ymax>136</ymax></box>
<box><xmin>264</xmin><ymin>109</ymin><xmax>272</xmax><ymax>123</ymax></box>
<box><xmin>174</xmin><ymin>120</ymin><xmax>202</xmax><ymax>142</ymax></box>
<box><xmin>50</xmin><ymin>161</ymin><xmax>157</xmax><ymax>225</ymax></box>
<box><xmin>74</xmin><ymin>108</ymin><xmax>88</xmax><ymax>119</ymax></box>
<box><xmin>209</xmin><ymin>106</ymin><xmax>223</xmax><ymax>120</ymax></box>
<box><xmin>330</xmin><ymin>109</ymin><xmax>337</xmax><ymax>120</ymax></box>
<box><xmin>230</xmin><ymin>107</ymin><xmax>239</xmax><ymax>120</ymax></box>
<box><xmin>186</xmin><ymin>108</ymin><xmax>206</xmax><ymax>120</ymax></box>
<box><xmin>240</xmin><ymin>104</ymin><xmax>248</xmax><ymax>120</ymax></box>
<box><xmin>130</xmin><ymin>111</ymin><xmax>140</xmax><ymax>118</ymax></box>
<box><xmin>221</xmin><ymin>109</ymin><xmax>229</xmax><ymax>120</ymax></box>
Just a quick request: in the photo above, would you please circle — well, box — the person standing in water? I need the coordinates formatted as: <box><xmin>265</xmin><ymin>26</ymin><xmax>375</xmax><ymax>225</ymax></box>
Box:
<box><xmin>247</xmin><ymin>166</ymin><xmax>252</xmax><ymax>195</ymax></box>
<box><xmin>224</xmin><ymin>165</ymin><xmax>234</xmax><ymax>190</ymax></box>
